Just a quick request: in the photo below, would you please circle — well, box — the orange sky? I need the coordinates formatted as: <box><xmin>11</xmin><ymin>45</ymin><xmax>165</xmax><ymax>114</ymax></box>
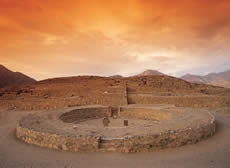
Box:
<box><xmin>0</xmin><ymin>0</ymin><xmax>230</xmax><ymax>80</ymax></box>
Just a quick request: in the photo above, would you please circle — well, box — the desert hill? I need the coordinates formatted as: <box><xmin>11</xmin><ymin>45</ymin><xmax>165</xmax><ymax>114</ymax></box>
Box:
<box><xmin>109</xmin><ymin>75</ymin><xmax>123</xmax><ymax>78</ymax></box>
<box><xmin>181</xmin><ymin>70</ymin><xmax>230</xmax><ymax>87</ymax></box>
<box><xmin>0</xmin><ymin>64</ymin><xmax>36</xmax><ymax>88</ymax></box>
<box><xmin>136</xmin><ymin>69</ymin><xmax>165</xmax><ymax>76</ymax></box>
<box><xmin>108</xmin><ymin>70</ymin><xmax>165</xmax><ymax>78</ymax></box>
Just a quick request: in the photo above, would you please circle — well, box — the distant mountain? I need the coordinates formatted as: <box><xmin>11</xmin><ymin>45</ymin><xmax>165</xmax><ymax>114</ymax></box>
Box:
<box><xmin>181</xmin><ymin>70</ymin><xmax>230</xmax><ymax>87</ymax></box>
<box><xmin>0</xmin><ymin>64</ymin><xmax>36</xmax><ymax>88</ymax></box>
<box><xmin>181</xmin><ymin>74</ymin><xmax>207</xmax><ymax>84</ymax></box>
<box><xmin>136</xmin><ymin>69</ymin><xmax>165</xmax><ymax>76</ymax></box>
<box><xmin>109</xmin><ymin>75</ymin><xmax>123</xmax><ymax>78</ymax></box>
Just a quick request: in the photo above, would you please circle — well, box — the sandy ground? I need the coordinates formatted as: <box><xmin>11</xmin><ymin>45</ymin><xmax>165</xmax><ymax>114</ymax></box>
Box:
<box><xmin>0</xmin><ymin>109</ymin><xmax>230</xmax><ymax>168</ymax></box>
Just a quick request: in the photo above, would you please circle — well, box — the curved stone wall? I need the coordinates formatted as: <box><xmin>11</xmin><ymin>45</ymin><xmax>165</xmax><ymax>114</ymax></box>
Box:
<box><xmin>59</xmin><ymin>106</ymin><xmax>170</xmax><ymax>123</ymax></box>
<box><xmin>16</xmin><ymin>126</ymin><xmax>99</xmax><ymax>152</ymax></box>
<box><xmin>15</xmin><ymin>105</ymin><xmax>216</xmax><ymax>153</ymax></box>
<box><xmin>60</xmin><ymin>107</ymin><xmax>110</xmax><ymax>123</ymax></box>
<box><xmin>16</xmin><ymin>120</ymin><xmax>215</xmax><ymax>153</ymax></box>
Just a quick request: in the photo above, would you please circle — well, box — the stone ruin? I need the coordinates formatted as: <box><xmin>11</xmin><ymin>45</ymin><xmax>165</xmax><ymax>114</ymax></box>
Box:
<box><xmin>16</xmin><ymin>105</ymin><xmax>216</xmax><ymax>153</ymax></box>
<box><xmin>103</xmin><ymin>117</ymin><xmax>110</xmax><ymax>127</ymax></box>
<box><xmin>0</xmin><ymin>76</ymin><xmax>230</xmax><ymax>111</ymax></box>
<box><xmin>9</xmin><ymin>76</ymin><xmax>230</xmax><ymax>152</ymax></box>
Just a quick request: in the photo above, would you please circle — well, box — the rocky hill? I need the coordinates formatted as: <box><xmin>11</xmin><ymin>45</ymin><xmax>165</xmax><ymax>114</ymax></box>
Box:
<box><xmin>136</xmin><ymin>69</ymin><xmax>165</xmax><ymax>76</ymax></box>
<box><xmin>0</xmin><ymin>64</ymin><xmax>36</xmax><ymax>88</ymax></box>
<box><xmin>181</xmin><ymin>70</ymin><xmax>230</xmax><ymax>88</ymax></box>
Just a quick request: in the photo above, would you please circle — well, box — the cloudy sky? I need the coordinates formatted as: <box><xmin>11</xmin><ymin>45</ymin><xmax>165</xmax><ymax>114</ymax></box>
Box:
<box><xmin>0</xmin><ymin>0</ymin><xmax>230</xmax><ymax>80</ymax></box>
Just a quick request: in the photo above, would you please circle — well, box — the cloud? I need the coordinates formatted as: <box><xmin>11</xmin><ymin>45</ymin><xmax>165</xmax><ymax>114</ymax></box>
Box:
<box><xmin>0</xmin><ymin>0</ymin><xmax>230</xmax><ymax>79</ymax></box>
<box><xmin>193</xmin><ymin>15</ymin><xmax>230</xmax><ymax>40</ymax></box>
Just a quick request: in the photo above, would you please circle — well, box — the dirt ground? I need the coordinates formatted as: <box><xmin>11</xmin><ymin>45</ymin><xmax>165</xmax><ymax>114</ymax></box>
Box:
<box><xmin>0</xmin><ymin>109</ymin><xmax>230</xmax><ymax>168</ymax></box>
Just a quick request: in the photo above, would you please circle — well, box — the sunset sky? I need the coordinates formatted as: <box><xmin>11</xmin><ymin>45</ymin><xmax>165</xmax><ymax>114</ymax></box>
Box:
<box><xmin>0</xmin><ymin>0</ymin><xmax>230</xmax><ymax>80</ymax></box>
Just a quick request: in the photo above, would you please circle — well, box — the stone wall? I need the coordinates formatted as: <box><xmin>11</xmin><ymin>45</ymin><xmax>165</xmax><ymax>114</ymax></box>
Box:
<box><xmin>60</xmin><ymin>107</ymin><xmax>111</xmax><ymax>123</ymax></box>
<box><xmin>16</xmin><ymin>126</ymin><xmax>99</xmax><ymax>152</ymax></box>
<box><xmin>59</xmin><ymin>106</ymin><xmax>170</xmax><ymax>123</ymax></box>
<box><xmin>127</xmin><ymin>94</ymin><xmax>230</xmax><ymax>108</ymax></box>
<box><xmin>2</xmin><ymin>93</ymin><xmax>229</xmax><ymax>111</ymax></box>
<box><xmin>15</xmin><ymin>114</ymin><xmax>216</xmax><ymax>153</ymax></box>
<box><xmin>118</xmin><ymin>107</ymin><xmax>169</xmax><ymax>121</ymax></box>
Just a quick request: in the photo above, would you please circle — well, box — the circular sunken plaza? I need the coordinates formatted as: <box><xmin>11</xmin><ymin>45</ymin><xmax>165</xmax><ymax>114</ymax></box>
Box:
<box><xmin>16</xmin><ymin>104</ymin><xmax>216</xmax><ymax>153</ymax></box>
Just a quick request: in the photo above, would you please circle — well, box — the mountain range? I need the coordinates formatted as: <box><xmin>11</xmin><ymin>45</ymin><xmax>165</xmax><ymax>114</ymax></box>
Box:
<box><xmin>181</xmin><ymin>70</ymin><xmax>230</xmax><ymax>88</ymax></box>
<box><xmin>0</xmin><ymin>64</ymin><xmax>36</xmax><ymax>88</ymax></box>
<box><xmin>134</xmin><ymin>69</ymin><xmax>230</xmax><ymax>88</ymax></box>
<box><xmin>1</xmin><ymin>64</ymin><xmax>230</xmax><ymax>88</ymax></box>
